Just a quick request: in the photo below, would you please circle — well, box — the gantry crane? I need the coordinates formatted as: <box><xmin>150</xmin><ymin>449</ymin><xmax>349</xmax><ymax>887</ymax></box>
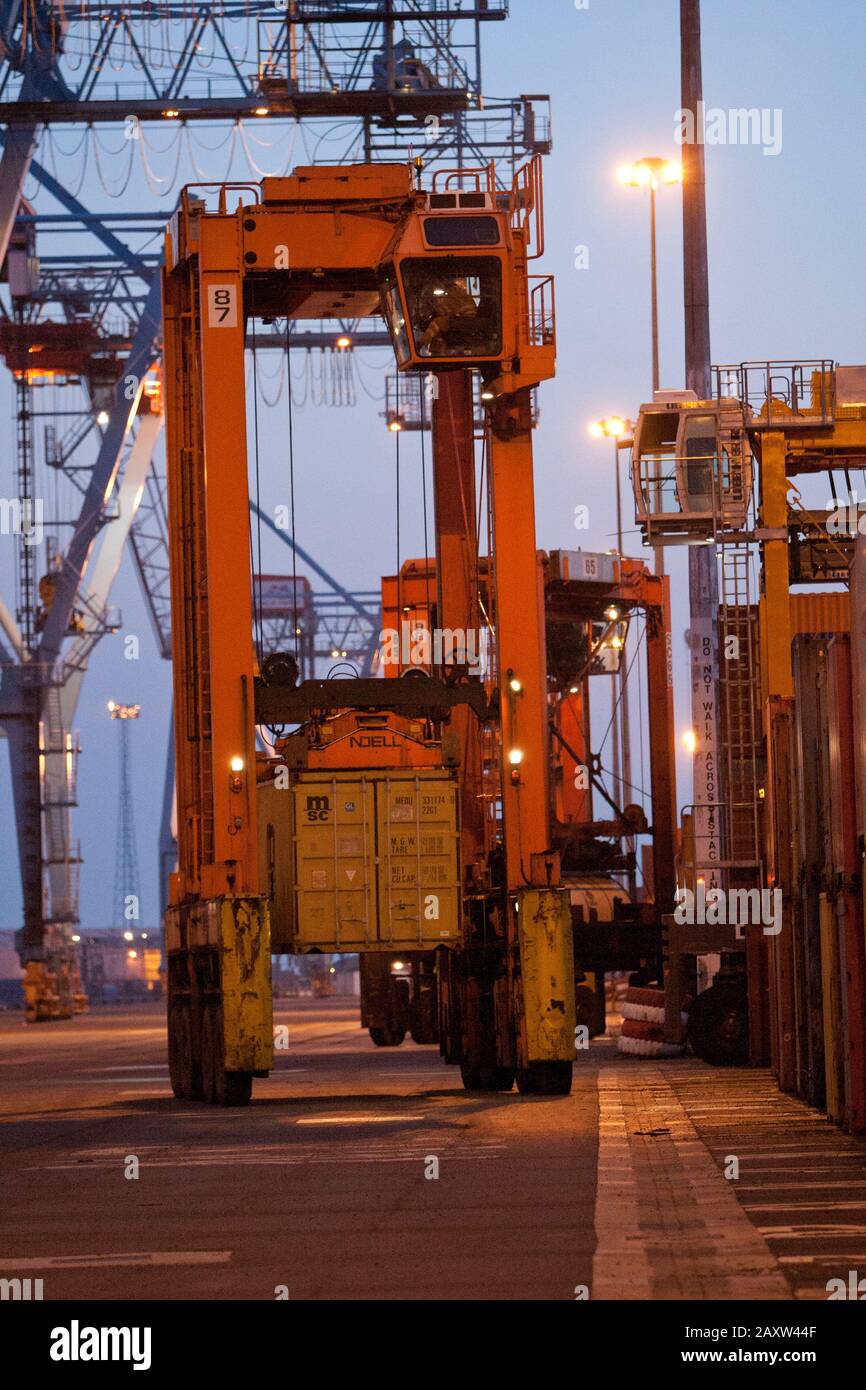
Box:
<box><xmin>359</xmin><ymin>546</ymin><xmax>678</xmax><ymax>1050</ymax></box>
<box><xmin>0</xmin><ymin>1</ymin><xmax>551</xmax><ymax>1022</ymax></box>
<box><xmin>630</xmin><ymin>361</ymin><xmax>866</xmax><ymax>1080</ymax></box>
<box><xmin>161</xmin><ymin>155</ymin><xmax>582</xmax><ymax>1103</ymax></box>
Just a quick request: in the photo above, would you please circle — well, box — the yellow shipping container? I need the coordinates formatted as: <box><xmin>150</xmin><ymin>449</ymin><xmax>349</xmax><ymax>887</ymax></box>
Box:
<box><xmin>259</xmin><ymin>769</ymin><xmax>460</xmax><ymax>952</ymax></box>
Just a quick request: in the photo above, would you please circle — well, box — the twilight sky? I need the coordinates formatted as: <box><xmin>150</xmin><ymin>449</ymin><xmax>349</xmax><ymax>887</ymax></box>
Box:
<box><xmin>1</xmin><ymin>0</ymin><xmax>864</xmax><ymax>932</ymax></box>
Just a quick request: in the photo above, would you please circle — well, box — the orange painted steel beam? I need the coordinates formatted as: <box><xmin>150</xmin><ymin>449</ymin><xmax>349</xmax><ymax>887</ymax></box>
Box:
<box><xmin>490</xmin><ymin>390</ymin><xmax>551</xmax><ymax>886</ymax></box>
<box><xmin>432</xmin><ymin>370</ymin><xmax>486</xmax><ymax>872</ymax></box>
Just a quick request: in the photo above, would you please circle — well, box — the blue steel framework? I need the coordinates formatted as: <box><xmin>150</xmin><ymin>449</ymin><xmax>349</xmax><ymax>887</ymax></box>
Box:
<box><xmin>0</xmin><ymin>0</ymin><xmax>550</xmax><ymax>1014</ymax></box>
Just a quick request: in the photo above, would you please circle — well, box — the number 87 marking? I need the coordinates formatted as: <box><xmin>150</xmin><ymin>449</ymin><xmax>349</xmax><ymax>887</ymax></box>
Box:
<box><xmin>208</xmin><ymin>284</ymin><xmax>238</xmax><ymax>328</ymax></box>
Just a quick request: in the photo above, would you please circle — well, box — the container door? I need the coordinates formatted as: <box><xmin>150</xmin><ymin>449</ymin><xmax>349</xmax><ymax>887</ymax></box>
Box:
<box><xmin>376</xmin><ymin>774</ymin><xmax>460</xmax><ymax>946</ymax></box>
<box><xmin>293</xmin><ymin>776</ymin><xmax>375</xmax><ymax>948</ymax></box>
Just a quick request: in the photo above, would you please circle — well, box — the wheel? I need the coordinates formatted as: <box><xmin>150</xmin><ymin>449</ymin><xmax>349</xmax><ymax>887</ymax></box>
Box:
<box><xmin>200</xmin><ymin>1003</ymin><xmax>219</xmax><ymax>1104</ymax></box>
<box><xmin>221</xmin><ymin>1071</ymin><xmax>253</xmax><ymax>1107</ymax></box>
<box><xmin>574</xmin><ymin>983</ymin><xmax>605</xmax><ymax>1038</ymax></box>
<box><xmin>516</xmin><ymin>1061</ymin><xmax>573</xmax><ymax>1096</ymax></box>
<box><xmin>409</xmin><ymin>980</ymin><xmax>438</xmax><ymax>1045</ymax></box>
<box><xmin>687</xmin><ymin>984</ymin><xmax>749</xmax><ymax>1066</ymax></box>
<box><xmin>201</xmin><ymin>1002</ymin><xmax>253</xmax><ymax>1105</ymax></box>
<box><xmin>168</xmin><ymin>1000</ymin><xmax>193</xmax><ymax>1100</ymax></box>
<box><xmin>410</xmin><ymin>1021</ymin><xmax>438</xmax><ymax>1045</ymax></box>
<box><xmin>369</xmin><ymin>1026</ymin><xmax>406</xmax><ymax>1047</ymax></box>
<box><xmin>460</xmin><ymin>1063</ymin><xmax>515</xmax><ymax>1092</ymax></box>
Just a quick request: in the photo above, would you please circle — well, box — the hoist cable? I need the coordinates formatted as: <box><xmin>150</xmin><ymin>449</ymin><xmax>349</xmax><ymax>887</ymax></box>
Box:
<box><xmin>419</xmin><ymin>378</ymin><xmax>432</xmax><ymax>635</ymax></box>
<box><xmin>286</xmin><ymin>319</ymin><xmax>299</xmax><ymax>662</ymax></box>
<box><xmin>249</xmin><ymin>298</ymin><xmax>264</xmax><ymax>664</ymax></box>
<box><xmin>395</xmin><ymin>374</ymin><xmax>402</xmax><ymax>638</ymax></box>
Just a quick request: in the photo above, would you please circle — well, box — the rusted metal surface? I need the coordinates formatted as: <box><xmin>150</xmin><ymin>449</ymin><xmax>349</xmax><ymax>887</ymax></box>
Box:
<box><xmin>825</xmin><ymin>633</ymin><xmax>866</xmax><ymax>1132</ymax></box>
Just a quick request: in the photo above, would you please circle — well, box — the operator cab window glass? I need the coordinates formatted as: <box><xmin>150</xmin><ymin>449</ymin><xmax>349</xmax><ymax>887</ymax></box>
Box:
<box><xmin>400</xmin><ymin>256</ymin><xmax>502</xmax><ymax>359</ymax></box>
<box><xmin>380</xmin><ymin>273</ymin><xmax>412</xmax><ymax>365</ymax></box>
<box><xmin>681</xmin><ymin>413</ymin><xmax>718</xmax><ymax>511</ymax></box>
<box><xmin>423</xmin><ymin>216</ymin><xmax>500</xmax><ymax>247</ymax></box>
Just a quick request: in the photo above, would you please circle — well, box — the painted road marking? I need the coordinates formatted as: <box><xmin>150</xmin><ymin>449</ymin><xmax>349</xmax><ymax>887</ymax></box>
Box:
<box><xmin>295</xmin><ymin>1114</ymin><xmax>428</xmax><ymax>1125</ymax></box>
<box><xmin>0</xmin><ymin>1251</ymin><xmax>231</xmax><ymax>1270</ymax></box>
<box><xmin>89</xmin><ymin>1065</ymin><xmax>169</xmax><ymax>1072</ymax></box>
<box><xmin>592</xmin><ymin>1069</ymin><xmax>790</xmax><ymax>1301</ymax></box>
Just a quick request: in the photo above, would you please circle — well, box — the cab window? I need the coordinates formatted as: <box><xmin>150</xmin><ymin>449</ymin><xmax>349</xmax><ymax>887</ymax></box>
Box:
<box><xmin>400</xmin><ymin>256</ymin><xmax>502</xmax><ymax>359</ymax></box>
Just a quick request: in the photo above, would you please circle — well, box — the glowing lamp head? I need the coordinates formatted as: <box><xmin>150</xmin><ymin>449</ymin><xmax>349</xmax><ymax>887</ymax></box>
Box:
<box><xmin>508</xmin><ymin>749</ymin><xmax>524</xmax><ymax>767</ymax></box>
<box><xmin>336</xmin><ymin>335</ymin><xmax>352</xmax><ymax>350</ymax></box>
<box><xmin>230</xmin><ymin>756</ymin><xmax>244</xmax><ymax>774</ymax></box>
<box><xmin>682</xmin><ymin>729</ymin><xmax>698</xmax><ymax>755</ymax></box>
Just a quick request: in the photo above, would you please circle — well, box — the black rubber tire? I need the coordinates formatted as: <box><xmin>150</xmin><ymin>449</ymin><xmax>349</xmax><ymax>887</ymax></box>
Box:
<box><xmin>574</xmin><ymin>983</ymin><xmax>605</xmax><ymax>1039</ymax></box>
<box><xmin>687</xmin><ymin>985</ymin><xmax>749</xmax><ymax>1066</ymax></box>
<box><xmin>168</xmin><ymin>1000</ymin><xmax>196</xmax><ymax>1100</ymax></box>
<box><xmin>221</xmin><ymin>1071</ymin><xmax>253</xmax><ymax>1107</ymax></box>
<box><xmin>168</xmin><ymin>1000</ymin><xmax>190</xmax><ymax>1099</ymax></box>
<box><xmin>409</xmin><ymin>982</ymin><xmax>438</xmax><ymax>1045</ymax></box>
<box><xmin>369</xmin><ymin>1026</ymin><xmax>406</xmax><ymax>1047</ymax></box>
<box><xmin>200</xmin><ymin>1003</ymin><xmax>219</xmax><ymax>1105</ymax></box>
<box><xmin>460</xmin><ymin>1063</ymin><xmax>515</xmax><ymax>1092</ymax></box>
<box><xmin>410</xmin><ymin>1023</ymin><xmax>438</xmax><ymax>1045</ymax></box>
<box><xmin>517</xmin><ymin>1061</ymin><xmax>573</xmax><ymax>1096</ymax></box>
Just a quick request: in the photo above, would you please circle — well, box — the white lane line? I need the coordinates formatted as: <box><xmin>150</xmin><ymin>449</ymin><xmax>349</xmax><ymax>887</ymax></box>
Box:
<box><xmin>738</xmin><ymin>1183</ymin><xmax>866</xmax><ymax>1192</ymax></box>
<box><xmin>16</xmin><ymin>1078</ymin><xmax>168</xmax><ymax>1086</ymax></box>
<box><xmin>254</xmin><ymin>1069</ymin><xmax>309</xmax><ymax>1075</ymax></box>
<box><xmin>0</xmin><ymin>1251</ymin><xmax>231</xmax><ymax>1270</ymax></box>
<box><xmin>295</xmin><ymin>1113</ymin><xmax>427</xmax><ymax>1125</ymax></box>
<box><xmin>745</xmin><ymin>1201</ymin><xmax>866</xmax><ymax>1212</ymax></box>
<box><xmin>778</xmin><ymin>1252</ymin><xmax>866</xmax><ymax>1265</ymax></box>
<box><xmin>379</xmin><ymin>1070</ymin><xmax>450</xmax><ymax>1076</ymax></box>
<box><xmin>758</xmin><ymin>1225</ymin><xmax>866</xmax><ymax>1238</ymax></box>
<box><xmin>89</xmin><ymin>1065</ymin><xmax>169</xmax><ymax>1072</ymax></box>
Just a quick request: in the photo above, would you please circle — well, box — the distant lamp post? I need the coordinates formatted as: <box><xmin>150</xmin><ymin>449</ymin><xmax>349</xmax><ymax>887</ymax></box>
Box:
<box><xmin>590</xmin><ymin>416</ymin><xmax>636</xmax><ymax>895</ymax></box>
<box><xmin>588</xmin><ymin>416</ymin><xmax>634</xmax><ymax>556</ymax></box>
<box><xmin>107</xmin><ymin>701</ymin><xmax>141</xmax><ymax>721</ymax></box>
<box><xmin>616</xmin><ymin>157</ymin><xmax>682</xmax><ymax>394</ymax></box>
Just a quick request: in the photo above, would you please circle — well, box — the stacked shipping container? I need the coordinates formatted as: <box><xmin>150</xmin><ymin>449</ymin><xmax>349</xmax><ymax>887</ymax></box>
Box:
<box><xmin>784</xmin><ymin>584</ymin><xmax>866</xmax><ymax>1133</ymax></box>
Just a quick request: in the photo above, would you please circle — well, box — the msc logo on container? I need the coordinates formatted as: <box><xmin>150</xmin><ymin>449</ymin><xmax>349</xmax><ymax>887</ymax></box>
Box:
<box><xmin>305</xmin><ymin>795</ymin><xmax>330</xmax><ymax>823</ymax></box>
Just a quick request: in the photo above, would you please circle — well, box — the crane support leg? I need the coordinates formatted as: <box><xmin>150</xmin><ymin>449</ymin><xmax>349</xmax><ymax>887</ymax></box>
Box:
<box><xmin>162</xmin><ymin>249</ymin><xmax>273</xmax><ymax>1105</ymax></box>
<box><xmin>490</xmin><ymin>390</ymin><xmax>575</xmax><ymax>1094</ymax></box>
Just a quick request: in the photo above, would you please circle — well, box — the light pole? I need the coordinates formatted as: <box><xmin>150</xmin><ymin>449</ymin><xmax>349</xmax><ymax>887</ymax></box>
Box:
<box><xmin>589</xmin><ymin>416</ymin><xmax>636</xmax><ymax>895</ymax></box>
<box><xmin>617</xmin><ymin>157</ymin><xmax>682</xmax><ymax>394</ymax></box>
<box><xmin>617</xmin><ymin>157</ymin><xmax>682</xmax><ymax>579</ymax></box>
